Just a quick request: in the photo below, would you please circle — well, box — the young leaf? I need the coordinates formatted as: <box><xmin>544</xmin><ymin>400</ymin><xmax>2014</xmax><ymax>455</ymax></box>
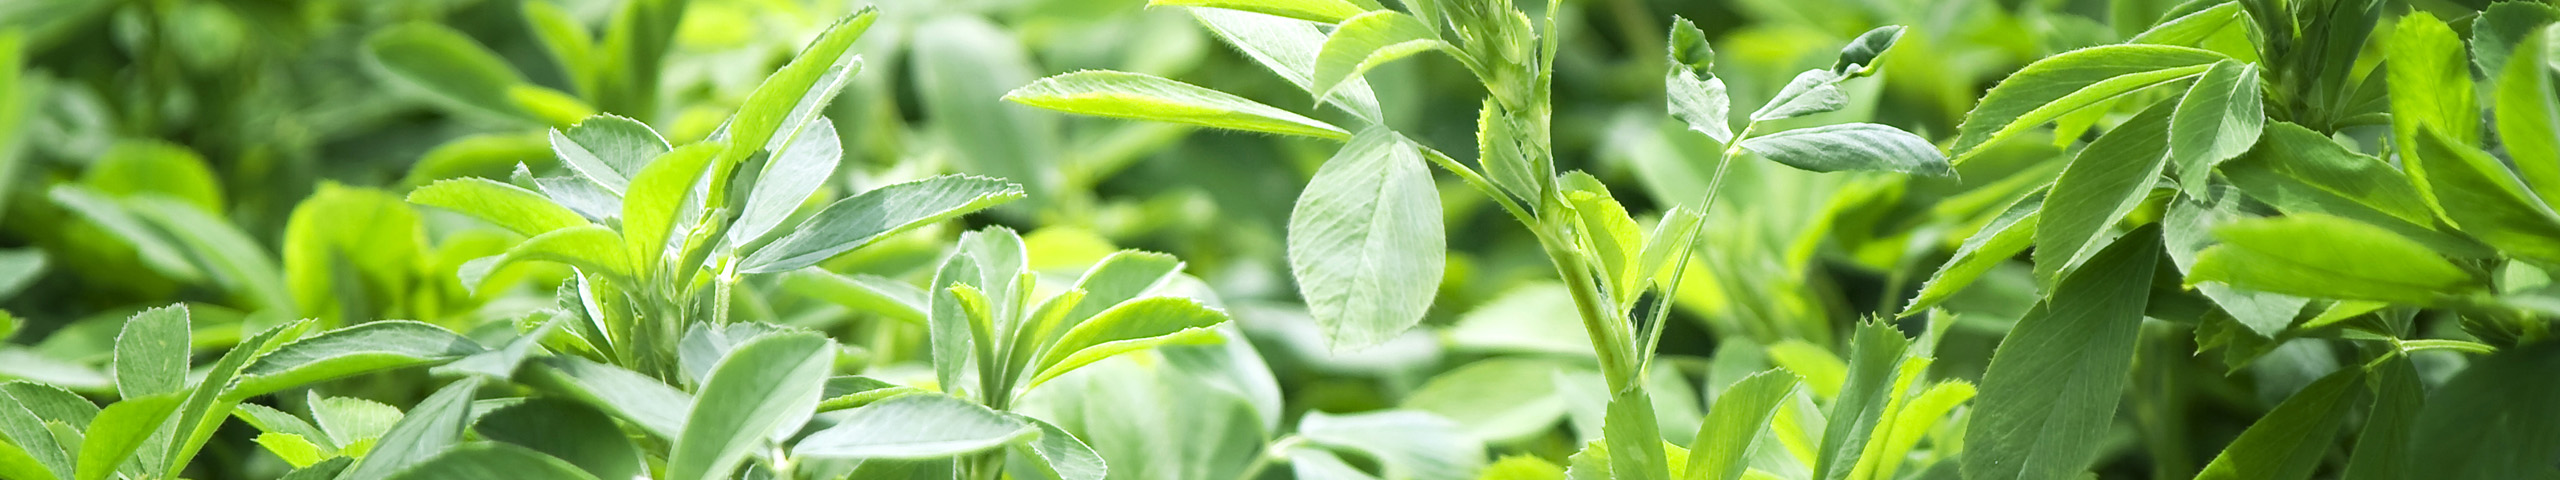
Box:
<box><xmin>2495</xmin><ymin>25</ymin><xmax>2560</xmax><ymax>208</ymax></box>
<box><xmin>1149</xmin><ymin>0</ymin><xmax>1365</xmax><ymax>23</ymax></box>
<box><xmin>74</xmin><ymin>393</ymin><xmax>183</xmax><ymax>480</ymax></box>
<box><xmin>2169</xmin><ymin>60</ymin><xmax>2264</xmax><ymax>193</ymax></box>
<box><xmin>792</xmin><ymin>393</ymin><xmax>1035</xmax><ymax>459</ymax></box>
<box><xmin>1812</xmin><ymin>324</ymin><xmax>1910</xmax><ymax>480</ymax></box>
<box><xmin>384</xmin><ymin>442</ymin><xmax>603</xmax><ymax>480</ymax></box>
<box><xmin>1735</xmin><ymin>123</ymin><xmax>1954</xmax><ymax>177</ymax></box>
<box><xmin>2034</xmin><ymin>101</ymin><xmax>2173</xmax><ymax>283</ymax></box>
<box><xmin>2190</xmin><ymin>367</ymin><xmax>2362</xmax><ymax>480</ymax></box>
<box><xmin>486</xmin><ymin>224</ymin><xmax>636</xmax><ymax>284</ymax></box>
<box><xmin>1288</xmin><ymin>128</ymin><xmax>1445</xmax><ymax>350</ymax></box>
<box><xmin>407</xmin><ymin>178</ymin><xmax>589</xmax><ymax>237</ymax></box>
<box><xmin>157</xmin><ymin>320</ymin><xmax>310</xmax><ymax>477</ymax></box>
<box><xmin>312</xmin><ymin>396</ymin><xmax>402</xmax><ymax>449</ymax></box>
<box><xmin>233</xmin><ymin>321</ymin><xmax>488</xmax><ymax>399</ymax></box>
<box><xmin>665</xmin><ymin>332</ymin><xmax>831</xmax><ymax>480</ymax></box>
<box><xmin>549</xmin><ymin>115</ymin><xmax>670</xmax><ymax>194</ymax></box>
<box><xmin>1480</xmin><ymin>99</ymin><xmax>1549</xmax><ymax>201</ymax></box>
<box><xmin>1006</xmin><ymin>414</ymin><xmax>1106</xmax><ymax>480</ymax></box>
<box><xmin>112</xmin><ymin>305</ymin><xmax>189</xmax><ymax>400</ymax></box>
<box><xmin>2387</xmin><ymin>12</ymin><xmax>2479</xmax><ymax>210</ymax></box>
<box><xmin>737</xmin><ymin>174</ymin><xmax>1025</xmax><ymax>273</ymax></box>
<box><xmin>1952</xmin><ymin>45</ymin><xmax>2224</xmax><ymax>157</ymax></box>
<box><xmin>1057</xmin><ymin>251</ymin><xmax>1185</xmax><ymax>334</ymax></box>
<box><xmin>1312</xmin><ymin>10</ymin><xmax>1451</xmax><ymax>104</ymax></box>
<box><xmin>1831</xmin><ymin>26</ymin><xmax>1905</xmax><ymax>77</ymax></box>
<box><xmin>2338</xmin><ymin>355</ymin><xmax>2421</xmax><ymax>480</ymax></box>
<box><xmin>1684</xmin><ymin>370</ymin><xmax>1799</xmax><ymax>480</ymax></box>
<box><xmin>0</xmin><ymin>390</ymin><xmax>65</xmax><ymax>480</ymax></box>
<box><xmin>1559</xmin><ymin>172</ymin><xmax>1645</xmax><ymax>307</ymax></box>
<box><xmin>1665</xmin><ymin>17</ymin><xmax>1731</xmax><ymax>143</ymax></box>
<box><xmin>339</xmin><ymin>378</ymin><xmax>482</xmax><ymax>480</ymax></box>
<box><xmin>2189</xmin><ymin>214</ymin><xmax>2478</xmax><ymax>304</ymax></box>
<box><xmin>2409</xmin><ymin>127</ymin><xmax>2560</xmax><ymax>264</ymax></box>
<box><xmin>253</xmin><ymin>433</ymin><xmax>330</xmax><ymax>468</ymax></box>
<box><xmin>1028</xmin><ymin>296</ymin><xmax>1229</xmax><ymax>389</ymax></box>
<box><xmin>1751</xmin><ymin>70</ymin><xmax>1847</xmax><ymax>121</ymax></box>
<box><xmin>817</xmin><ymin>376</ymin><xmax>925</xmax><ymax>412</ymax></box>
<box><xmin>1006</xmin><ymin>70</ymin><xmax>1349</xmax><ymax>140</ymax></box>
<box><xmin>618</xmin><ymin>142</ymin><xmax>722</xmax><ymax>270</ymax></box>
<box><xmin>1964</xmin><ymin>229</ymin><xmax>2159</xmax><ymax>480</ymax></box>
<box><xmin>2162</xmin><ymin>191</ymin><xmax>2307</xmax><ymax>336</ymax></box>
<box><xmin>712</xmin><ymin>9</ymin><xmax>876</xmax><ymax>171</ymax></box>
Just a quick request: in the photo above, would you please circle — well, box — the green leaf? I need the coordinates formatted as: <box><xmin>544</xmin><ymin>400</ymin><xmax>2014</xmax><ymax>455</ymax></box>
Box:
<box><xmin>549</xmin><ymin>114</ymin><xmax>669</xmax><ymax>194</ymax></box>
<box><xmin>1312</xmin><ymin>10</ymin><xmax>1451</xmax><ymax>104</ymax></box>
<box><xmin>2191</xmin><ymin>367</ymin><xmax>2362</xmax><ymax>480</ymax></box>
<box><xmin>2035</xmin><ymin>101</ymin><xmax>2173</xmax><ymax>283</ymax></box>
<box><xmin>520</xmin><ymin>0</ymin><xmax>596</xmax><ymax>99</ymax></box>
<box><xmin>2190</xmin><ymin>214</ymin><xmax>2477</xmax><ymax>305</ymax></box>
<box><xmin>81</xmin><ymin>140</ymin><xmax>224</xmax><ymax>213</ymax></box>
<box><xmin>781</xmin><ymin>269</ymin><xmax>928</xmax><ymax>325</ymax></box>
<box><xmin>385</xmin><ymin>442</ymin><xmax>602</xmax><ymax>480</ymax></box>
<box><xmin>817</xmin><ymin>376</ymin><xmax>924</xmax><ymax>412</ymax></box>
<box><xmin>1665</xmin><ymin>17</ymin><xmax>1730</xmax><ymax>143</ymax></box>
<box><xmin>2388</xmin><ymin>12</ymin><xmax>2480</xmax><ymax>211</ymax></box>
<box><xmin>738</xmin><ymin>174</ymin><xmax>1025</xmax><ymax>273</ymax></box>
<box><xmin>2130</xmin><ymin>2</ymin><xmax>2258</xmax><ymax>61</ymax></box>
<box><xmin>1481</xmin><ymin>99</ymin><xmax>1549</xmax><ymax>201</ymax></box>
<box><xmin>1007</xmin><ymin>70</ymin><xmax>1348</xmax><ymax>140</ymax></box>
<box><xmin>2220</xmin><ymin>122</ymin><xmax>2438</xmax><ymax>228</ymax></box>
<box><xmin>666</xmin><ymin>332</ymin><xmax>831</xmax><ymax>480</ymax></box>
<box><xmin>124</xmin><ymin>198</ymin><xmax>294</xmax><ymax>312</ymax></box>
<box><xmin>476</xmin><ymin>399</ymin><xmax>645</xmax><ymax>480</ymax></box>
<box><xmin>2405</xmin><ymin>342</ymin><xmax>2560</xmax><ymax>480</ymax></box>
<box><xmin>1812</xmin><ymin>323</ymin><xmax>1910</xmax><ymax>480</ymax></box>
<box><xmin>431</xmin><ymin>319</ymin><xmax>556</xmax><ymax>380</ymax></box>
<box><xmin>1751</xmin><ymin>70</ymin><xmax>1846</xmax><ymax>121</ymax></box>
<box><xmin>1297</xmin><ymin>410</ymin><xmax>1486</xmax><ymax>480</ymax></box>
<box><xmin>1005</xmin><ymin>414</ymin><xmax>1106</xmax><ymax>480</ymax></box>
<box><xmin>2471</xmin><ymin>2</ymin><xmax>2560</xmax><ymax>76</ymax></box>
<box><xmin>2411</xmin><ymin>126</ymin><xmax>2560</xmax><ymax>264</ymax></box>
<box><xmin>913</xmin><ymin>15</ymin><xmax>1059</xmax><ymax>208</ymax></box>
<box><xmin>407</xmin><ymin>178</ymin><xmax>589</xmax><ymax>237</ymax></box>
<box><xmin>0</xmin><ymin>385</ymin><xmax>67</xmax><ymax>480</ymax></box>
<box><xmin>1902</xmin><ymin>189</ymin><xmax>2042</xmax><ymax>316</ymax></box>
<box><xmin>488</xmin><ymin>225</ymin><xmax>636</xmax><ymax>284</ymax></box>
<box><xmin>1403</xmin><ymin>358</ymin><xmax>1570</xmax><ymax>443</ymax></box>
<box><xmin>1027</xmin><ymin>297</ymin><xmax>1227</xmax><ymax>389</ymax></box>
<box><xmin>710</xmin><ymin>9</ymin><xmax>875</xmax><ymax>175</ymax></box>
<box><xmin>2496</xmin><ymin>24</ymin><xmax>2560</xmax><ymax>208</ymax></box>
<box><xmin>1056</xmin><ymin>251</ymin><xmax>1185</xmax><ymax>336</ymax></box>
<box><xmin>234</xmin><ymin>321</ymin><xmax>487</xmax><ymax>398</ymax></box>
<box><xmin>312</xmin><ymin>396</ymin><xmax>402</xmax><ymax>449</ymax></box>
<box><xmin>520</xmin><ymin>357</ymin><xmax>691</xmax><ymax>439</ymax></box>
<box><xmin>1831</xmin><ymin>26</ymin><xmax>1904</xmax><ymax>76</ymax></box>
<box><xmin>281</xmin><ymin>184</ymin><xmax>424</xmax><ymax>324</ymax></box>
<box><xmin>1602</xmin><ymin>387</ymin><xmax>1669</xmax><ymax>480</ymax></box>
<box><xmin>112</xmin><ymin>305</ymin><xmax>188</xmax><ymax>399</ymax></box>
<box><xmin>254</xmin><ymin>433</ymin><xmax>331</xmax><ymax>468</ymax></box>
<box><xmin>281</xmin><ymin>457</ymin><xmax>352</xmax><ymax>480</ymax></box>
<box><xmin>1683</xmin><ymin>370</ymin><xmax>1798</xmax><ymax>480</ymax></box>
<box><xmin>1735</xmin><ymin>123</ymin><xmax>1953</xmax><ymax>177</ymax></box>
<box><xmin>793</xmin><ymin>393</ymin><xmax>1034</xmax><ymax>459</ymax></box>
<box><xmin>1293</xmin><ymin>446</ymin><xmax>1384</xmax><ymax>480</ymax></box>
<box><xmin>1559</xmin><ymin>172</ymin><xmax>1645</xmax><ymax>307</ymax></box>
<box><xmin>2169</xmin><ymin>60</ymin><xmax>2263</xmax><ymax>193</ymax></box>
<box><xmin>48</xmin><ymin>186</ymin><xmax>201</xmax><ymax>282</ymax></box>
<box><xmin>365</xmin><ymin>23</ymin><xmax>560</xmax><ymax>124</ymax></box>
<box><xmin>1952</xmin><ymin>45</ymin><xmax>2225</xmax><ymax>158</ymax></box>
<box><xmin>2338</xmin><ymin>354</ymin><xmax>2420</xmax><ymax>480</ymax></box>
<box><xmin>234</xmin><ymin>404</ymin><xmax>330</xmax><ymax>451</ymax></box>
<box><xmin>340</xmin><ymin>378</ymin><xmax>483</xmax><ymax>480</ymax></box>
<box><xmin>0</xmin><ymin>249</ymin><xmax>44</xmax><ymax>300</ymax></box>
<box><xmin>1964</xmin><ymin>228</ymin><xmax>2159</xmax><ymax>480</ymax></box>
<box><xmin>2162</xmin><ymin>190</ymin><xmax>2307</xmax><ymax>336</ymax></box>
<box><xmin>1190</xmin><ymin>9</ymin><xmax>1386</xmax><ymax>122</ymax></box>
<box><xmin>1288</xmin><ymin>128</ymin><xmax>1445</xmax><ymax>350</ymax></box>
<box><xmin>619</xmin><ymin>142</ymin><xmax>723</xmax><ymax>271</ymax></box>
<box><xmin>1483</xmin><ymin>456</ymin><xmax>1568</xmax><ymax>480</ymax></box>
<box><xmin>160</xmin><ymin>319</ymin><xmax>309</xmax><ymax>477</ymax></box>
<box><xmin>727</xmin><ymin>117</ymin><xmax>841</xmax><ymax>247</ymax></box>
<box><xmin>74</xmin><ymin>393</ymin><xmax>182</xmax><ymax>480</ymax></box>
<box><xmin>1149</xmin><ymin>0</ymin><xmax>1365</xmax><ymax>23</ymax></box>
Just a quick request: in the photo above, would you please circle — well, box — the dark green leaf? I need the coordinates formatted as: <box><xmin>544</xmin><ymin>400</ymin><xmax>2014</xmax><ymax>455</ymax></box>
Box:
<box><xmin>2190</xmin><ymin>366</ymin><xmax>2361</xmax><ymax>480</ymax></box>
<box><xmin>112</xmin><ymin>305</ymin><xmax>188</xmax><ymax>399</ymax></box>
<box><xmin>384</xmin><ymin>442</ymin><xmax>602</xmax><ymax>480</ymax></box>
<box><xmin>1952</xmin><ymin>45</ymin><xmax>2224</xmax><ymax>158</ymax></box>
<box><xmin>2035</xmin><ymin>101</ymin><xmax>2173</xmax><ymax>282</ymax></box>
<box><xmin>2169</xmin><ymin>60</ymin><xmax>2263</xmax><ymax>193</ymax></box>
<box><xmin>1149</xmin><ymin>0</ymin><xmax>1365</xmax><ymax>23</ymax></box>
<box><xmin>1964</xmin><ymin>229</ymin><xmax>2159</xmax><ymax>480</ymax></box>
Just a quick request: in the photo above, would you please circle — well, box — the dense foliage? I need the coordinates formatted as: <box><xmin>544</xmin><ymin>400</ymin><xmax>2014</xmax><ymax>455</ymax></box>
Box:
<box><xmin>0</xmin><ymin>0</ymin><xmax>2555</xmax><ymax>479</ymax></box>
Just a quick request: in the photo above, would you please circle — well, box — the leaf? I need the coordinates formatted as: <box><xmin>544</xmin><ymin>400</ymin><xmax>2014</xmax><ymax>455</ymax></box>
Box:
<box><xmin>2190</xmin><ymin>367</ymin><xmax>2361</xmax><ymax>480</ymax></box>
<box><xmin>727</xmin><ymin>117</ymin><xmax>841</xmax><ymax>247</ymax></box>
<box><xmin>1664</xmin><ymin>17</ymin><xmax>1731</xmax><ymax>143</ymax></box>
<box><xmin>234</xmin><ymin>321</ymin><xmax>487</xmax><ymax>399</ymax></box>
<box><xmin>281</xmin><ymin>457</ymin><xmax>352</xmax><ymax>480</ymax></box>
<box><xmin>1735</xmin><ymin>123</ymin><xmax>1953</xmax><ymax>177</ymax></box>
<box><xmin>1293</xmin><ymin>446</ymin><xmax>1384</xmax><ymax>480</ymax></box>
<box><xmin>431</xmin><ymin>319</ymin><xmax>556</xmax><ymax>380</ymax></box>
<box><xmin>2169</xmin><ymin>60</ymin><xmax>2264</xmax><ymax>193</ymax></box>
<box><xmin>280</xmin><ymin>184</ymin><xmax>424</xmax><ymax>323</ymax></box>
<box><xmin>665</xmin><ymin>332</ymin><xmax>831</xmax><ymax>480</ymax></box>
<box><xmin>1298</xmin><ymin>410</ymin><xmax>1486</xmax><ymax>480</ymax></box>
<box><xmin>1751</xmin><ymin>70</ymin><xmax>1847</xmax><ymax>121</ymax></box>
<box><xmin>2410</xmin><ymin>127</ymin><xmax>2560</xmax><ymax>264</ymax></box>
<box><xmin>487</xmin><ymin>224</ymin><xmax>635</xmax><ymax>284</ymax></box>
<box><xmin>2034</xmin><ymin>101</ymin><xmax>2173</xmax><ymax>283</ymax></box>
<box><xmin>2404</xmin><ymin>342</ymin><xmax>2560</xmax><ymax>480</ymax></box>
<box><xmin>1602</xmin><ymin>387</ymin><xmax>1669</xmax><ymax>480</ymax></box>
<box><xmin>2496</xmin><ymin>24</ymin><xmax>2560</xmax><ymax>208</ymax></box>
<box><xmin>407</xmin><ymin>178</ymin><xmax>589</xmax><ymax>237</ymax></box>
<box><xmin>1963</xmin><ymin>229</ymin><xmax>2160</xmax><ymax>480</ymax></box>
<box><xmin>793</xmin><ymin>393</ymin><xmax>1034</xmax><ymax>459</ymax></box>
<box><xmin>48</xmin><ymin>186</ymin><xmax>201</xmax><ymax>281</ymax></box>
<box><xmin>619</xmin><ymin>142</ymin><xmax>722</xmax><ymax>270</ymax></box>
<box><xmin>1056</xmin><ymin>251</ymin><xmax>1185</xmax><ymax>335</ymax></box>
<box><xmin>1006</xmin><ymin>70</ymin><xmax>1349</xmax><ymax>140</ymax></box>
<box><xmin>112</xmin><ymin>305</ymin><xmax>189</xmax><ymax>399</ymax></box>
<box><xmin>1951</xmin><ymin>44</ymin><xmax>2225</xmax><ymax>157</ymax></box>
<box><xmin>1288</xmin><ymin>128</ymin><xmax>1445</xmax><ymax>350</ymax></box>
<box><xmin>1190</xmin><ymin>8</ymin><xmax>1386</xmax><ymax>122</ymax></box>
<box><xmin>124</xmin><ymin>198</ymin><xmax>294</xmax><ymax>312</ymax></box>
<box><xmin>254</xmin><ymin>433</ymin><xmax>331</xmax><ymax>468</ymax></box>
<box><xmin>817</xmin><ymin>376</ymin><xmax>924</xmax><ymax>412</ymax></box>
<box><xmin>1402</xmin><ymin>358</ymin><xmax>1570</xmax><ymax>443</ymax></box>
<box><xmin>2189</xmin><ymin>214</ymin><xmax>2477</xmax><ymax>306</ymax></box>
<box><xmin>2338</xmin><ymin>354</ymin><xmax>2420</xmax><ymax>480</ymax></box>
<box><xmin>0</xmin><ymin>387</ymin><xmax>66</xmax><ymax>480</ymax></box>
<box><xmin>1559</xmin><ymin>173</ymin><xmax>1645</xmax><ymax>307</ymax></box>
<box><xmin>1684</xmin><ymin>370</ymin><xmax>1798</xmax><ymax>480</ymax></box>
<box><xmin>475</xmin><ymin>399</ymin><xmax>647</xmax><ymax>480</ymax></box>
<box><xmin>385</xmin><ymin>442</ymin><xmax>603</xmax><ymax>480</ymax></box>
<box><xmin>74</xmin><ymin>393</ymin><xmax>182</xmax><ymax>480</ymax></box>
<box><xmin>1005</xmin><ymin>414</ymin><xmax>1106</xmax><ymax>480</ymax></box>
<box><xmin>1149</xmin><ymin>0</ymin><xmax>1365</xmax><ymax>23</ymax></box>
<box><xmin>1902</xmin><ymin>189</ymin><xmax>2043</xmax><ymax>316</ymax></box>
<box><xmin>1312</xmin><ymin>10</ymin><xmax>1450</xmax><ymax>103</ymax></box>
<box><xmin>2387</xmin><ymin>12</ymin><xmax>2480</xmax><ymax>210</ymax></box>
<box><xmin>738</xmin><ymin>174</ymin><xmax>1024</xmax><ymax>273</ymax></box>
<box><xmin>2162</xmin><ymin>190</ymin><xmax>2307</xmax><ymax>336</ymax></box>
<box><xmin>1481</xmin><ymin>99</ymin><xmax>1549</xmax><ymax>201</ymax></box>
<box><xmin>1812</xmin><ymin>324</ymin><xmax>1910</xmax><ymax>480</ymax></box>
<box><xmin>710</xmin><ymin>9</ymin><xmax>874</xmax><ymax>175</ymax></box>
<box><xmin>519</xmin><ymin>357</ymin><xmax>691</xmax><ymax>439</ymax></box>
<box><xmin>1483</xmin><ymin>456</ymin><xmax>1568</xmax><ymax>480</ymax></box>
<box><xmin>0</xmin><ymin>249</ymin><xmax>44</xmax><ymax>300</ymax></box>
<box><xmin>2131</xmin><ymin>2</ymin><xmax>2257</xmax><ymax>61</ymax></box>
<box><xmin>159</xmin><ymin>319</ymin><xmax>309</xmax><ymax>477</ymax></box>
<box><xmin>2220</xmin><ymin>122</ymin><xmax>2438</xmax><ymax>228</ymax></box>
<box><xmin>782</xmin><ymin>269</ymin><xmax>928</xmax><ymax>325</ymax></box>
<box><xmin>1026</xmin><ymin>297</ymin><xmax>1226</xmax><ymax>389</ymax></box>
<box><xmin>1831</xmin><ymin>26</ymin><xmax>1904</xmax><ymax>76</ymax></box>
<box><xmin>340</xmin><ymin>378</ymin><xmax>482</xmax><ymax>480</ymax></box>
<box><xmin>548</xmin><ymin>114</ymin><xmax>669</xmax><ymax>194</ymax></box>
<box><xmin>2471</xmin><ymin>2</ymin><xmax>2560</xmax><ymax>76</ymax></box>
<box><xmin>365</xmin><ymin>23</ymin><xmax>557</xmax><ymax>124</ymax></box>
<box><xmin>312</xmin><ymin>396</ymin><xmax>403</xmax><ymax>449</ymax></box>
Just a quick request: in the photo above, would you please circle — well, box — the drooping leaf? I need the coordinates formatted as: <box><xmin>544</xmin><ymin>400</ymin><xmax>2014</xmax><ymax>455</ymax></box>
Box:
<box><xmin>1006</xmin><ymin>70</ymin><xmax>1349</xmax><ymax>140</ymax></box>
<box><xmin>2191</xmin><ymin>367</ymin><xmax>2362</xmax><ymax>480</ymax></box>
<box><xmin>339</xmin><ymin>378</ymin><xmax>483</xmax><ymax>480</ymax></box>
<box><xmin>665</xmin><ymin>332</ymin><xmax>831</xmax><ymax>480</ymax></box>
<box><xmin>2168</xmin><ymin>60</ymin><xmax>2264</xmax><ymax>193</ymax></box>
<box><xmin>1311</xmin><ymin>10</ymin><xmax>1450</xmax><ymax>103</ymax></box>
<box><xmin>738</xmin><ymin>175</ymin><xmax>1023</xmax><ymax>273</ymax></box>
<box><xmin>1952</xmin><ymin>45</ymin><xmax>2224</xmax><ymax>158</ymax></box>
<box><xmin>1149</xmin><ymin>0</ymin><xmax>1365</xmax><ymax>23</ymax></box>
<box><xmin>234</xmin><ymin>321</ymin><xmax>487</xmax><ymax>398</ymax></box>
<box><xmin>1964</xmin><ymin>229</ymin><xmax>2159</xmax><ymax>480</ymax></box>
<box><xmin>1288</xmin><ymin>128</ymin><xmax>1445</xmax><ymax>350</ymax></box>
<box><xmin>792</xmin><ymin>393</ymin><xmax>1035</xmax><ymax>459</ymax></box>
<box><xmin>2035</xmin><ymin>101</ymin><xmax>2173</xmax><ymax>283</ymax></box>
<box><xmin>1735</xmin><ymin>123</ymin><xmax>1953</xmax><ymax>177</ymax></box>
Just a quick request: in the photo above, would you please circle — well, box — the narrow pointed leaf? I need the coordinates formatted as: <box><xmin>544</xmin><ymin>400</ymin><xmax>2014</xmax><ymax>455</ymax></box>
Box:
<box><xmin>1964</xmin><ymin>229</ymin><xmax>2160</xmax><ymax>480</ymax></box>
<box><xmin>2034</xmin><ymin>102</ymin><xmax>2173</xmax><ymax>282</ymax></box>
<box><xmin>2191</xmin><ymin>367</ymin><xmax>2361</xmax><ymax>480</ymax></box>
<box><xmin>1008</xmin><ymin>70</ymin><xmax>1348</xmax><ymax>140</ymax></box>
<box><xmin>234</xmin><ymin>321</ymin><xmax>487</xmax><ymax>398</ymax></box>
<box><xmin>1952</xmin><ymin>45</ymin><xmax>2225</xmax><ymax>157</ymax></box>
<box><xmin>1751</xmin><ymin>70</ymin><xmax>1846</xmax><ymax>121</ymax></box>
<box><xmin>739</xmin><ymin>175</ymin><xmax>1024</xmax><ymax>273</ymax></box>
<box><xmin>2169</xmin><ymin>60</ymin><xmax>2263</xmax><ymax>193</ymax></box>
<box><xmin>407</xmin><ymin>178</ymin><xmax>589</xmax><ymax>237</ymax></box>
<box><xmin>1028</xmin><ymin>297</ymin><xmax>1229</xmax><ymax>389</ymax></box>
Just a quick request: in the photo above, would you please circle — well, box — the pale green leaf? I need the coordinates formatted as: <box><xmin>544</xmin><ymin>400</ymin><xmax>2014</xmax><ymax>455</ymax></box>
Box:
<box><xmin>1007</xmin><ymin>70</ymin><xmax>1348</xmax><ymax>140</ymax></box>
<box><xmin>2388</xmin><ymin>12</ymin><xmax>2479</xmax><ymax>211</ymax></box>
<box><xmin>727</xmin><ymin>117</ymin><xmax>841</xmax><ymax>247</ymax></box>
<box><xmin>74</xmin><ymin>393</ymin><xmax>182</xmax><ymax>480</ymax></box>
<box><xmin>817</xmin><ymin>376</ymin><xmax>924</xmax><ymax>412</ymax></box>
<box><xmin>520</xmin><ymin>357</ymin><xmax>691</xmax><ymax>439</ymax></box>
<box><xmin>781</xmin><ymin>269</ymin><xmax>928</xmax><ymax>325</ymax></box>
<box><xmin>1736</xmin><ymin>123</ymin><xmax>1953</xmax><ymax>177</ymax></box>
<box><xmin>1288</xmin><ymin>128</ymin><xmax>1444</xmax><ymax>350</ymax></box>
<box><xmin>1751</xmin><ymin>70</ymin><xmax>1846</xmax><ymax>121</ymax></box>
<box><xmin>1005</xmin><ymin>414</ymin><xmax>1105</xmax><ymax>480</ymax></box>
<box><xmin>2412</xmin><ymin>126</ymin><xmax>2560</xmax><ymax>265</ymax></box>
<box><xmin>407</xmin><ymin>178</ymin><xmax>589</xmax><ymax>237</ymax></box>
<box><xmin>1027</xmin><ymin>297</ymin><xmax>1227</xmax><ymax>389</ymax></box>
<box><xmin>1298</xmin><ymin>410</ymin><xmax>1485</xmax><ymax>480</ymax></box>
<box><xmin>254</xmin><ymin>433</ymin><xmax>331</xmax><ymax>468</ymax></box>
<box><xmin>488</xmin><ymin>224</ymin><xmax>636</xmax><ymax>284</ymax></box>
<box><xmin>1150</xmin><ymin>0</ymin><xmax>1365</xmax><ymax>23</ymax></box>
<box><xmin>1830</xmin><ymin>26</ymin><xmax>1904</xmax><ymax>76</ymax></box>
<box><xmin>1665</xmin><ymin>17</ymin><xmax>1730</xmax><ymax>143</ymax></box>
<box><xmin>619</xmin><ymin>142</ymin><xmax>722</xmax><ymax>271</ymax></box>
<box><xmin>1559</xmin><ymin>172</ymin><xmax>1645</xmax><ymax>307</ymax></box>
<box><xmin>112</xmin><ymin>305</ymin><xmax>188</xmax><ymax>400</ymax></box>
<box><xmin>1312</xmin><ymin>10</ymin><xmax>1450</xmax><ymax>104</ymax></box>
<box><xmin>548</xmin><ymin>114</ymin><xmax>668</xmax><ymax>193</ymax></box>
<box><xmin>1402</xmin><ymin>358</ymin><xmax>1570</xmax><ymax>443</ymax></box>
<box><xmin>793</xmin><ymin>393</ymin><xmax>1034</xmax><ymax>459</ymax></box>
<box><xmin>738</xmin><ymin>174</ymin><xmax>1024</xmax><ymax>273</ymax></box>
<box><xmin>2189</xmin><ymin>214</ymin><xmax>2479</xmax><ymax>305</ymax></box>
<box><xmin>666</xmin><ymin>332</ymin><xmax>831</xmax><ymax>480</ymax></box>
<box><xmin>312</xmin><ymin>396</ymin><xmax>403</xmax><ymax>448</ymax></box>
<box><xmin>1191</xmin><ymin>8</ymin><xmax>1386</xmax><ymax>122</ymax></box>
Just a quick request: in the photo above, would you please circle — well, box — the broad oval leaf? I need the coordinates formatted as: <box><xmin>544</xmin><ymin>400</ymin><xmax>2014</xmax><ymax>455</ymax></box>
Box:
<box><xmin>2168</xmin><ymin>60</ymin><xmax>2264</xmax><ymax>193</ymax></box>
<box><xmin>1287</xmin><ymin>128</ymin><xmax>1445</xmax><ymax>350</ymax></box>
<box><xmin>2188</xmin><ymin>214</ymin><xmax>2480</xmax><ymax>304</ymax></box>
<box><xmin>406</xmin><ymin>178</ymin><xmax>589</xmax><ymax>237</ymax></box>
<box><xmin>665</xmin><ymin>332</ymin><xmax>831</xmax><ymax>480</ymax></box>
<box><xmin>1964</xmin><ymin>229</ymin><xmax>2159</xmax><ymax>480</ymax></box>
<box><xmin>1951</xmin><ymin>44</ymin><xmax>2226</xmax><ymax>157</ymax></box>
<box><xmin>112</xmin><ymin>305</ymin><xmax>189</xmax><ymax>399</ymax></box>
<box><xmin>1735</xmin><ymin>123</ymin><xmax>1952</xmax><ymax>177</ymax></box>
<box><xmin>1312</xmin><ymin>10</ymin><xmax>1450</xmax><ymax>104</ymax></box>
<box><xmin>234</xmin><ymin>321</ymin><xmax>487</xmax><ymax>399</ymax></box>
<box><xmin>547</xmin><ymin>114</ymin><xmax>669</xmax><ymax>194</ymax></box>
<box><xmin>1149</xmin><ymin>0</ymin><xmax>1365</xmax><ymax>23</ymax></box>
<box><xmin>384</xmin><ymin>442</ymin><xmax>602</xmax><ymax>480</ymax></box>
<box><xmin>1007</xmin><ymin>70</ymin><xmax>1349</xmax><ymax>140</ymax></box>
<box><xmin>792</xmin><ymin>393</ymin><xmax>1035</xmax><ymax>459</ymax></box>
<box><xmin>738</xmin><ymin>174</ymin><xmax>1025</xmax><ymax>273</ymax></box>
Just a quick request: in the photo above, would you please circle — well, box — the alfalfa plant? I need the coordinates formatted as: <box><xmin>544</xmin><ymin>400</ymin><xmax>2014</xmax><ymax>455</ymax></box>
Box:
<box><xmin>1004</xmin><ymin>0</ymin><xmax>1955</xmax><ymax>477</ymax></box>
